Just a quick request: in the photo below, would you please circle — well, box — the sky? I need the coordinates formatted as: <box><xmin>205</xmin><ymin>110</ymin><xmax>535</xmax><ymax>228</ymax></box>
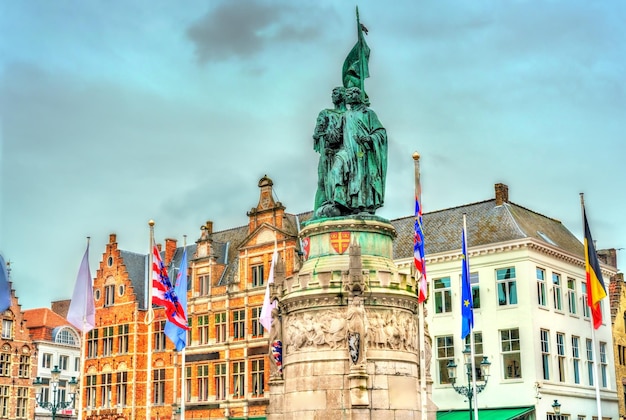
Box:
<box><xmin>1</xmin><ymin>1</ymin><xmax>625</xmax><ymax>310</ymax></box>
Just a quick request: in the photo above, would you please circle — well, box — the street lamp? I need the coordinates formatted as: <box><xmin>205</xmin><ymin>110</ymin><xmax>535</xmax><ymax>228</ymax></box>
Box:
<box><xmin>446</xmin><ymin>345</ymin><xmax>491</xmax><ymax>420</ymax></box>
<box><xmin>551</xmin><ymin>399</ymin><xmax>561</xmax><ymax>415</ymax></box>
<box><xmin>33</xmin><ymin>365</ymin><xmax>78</xmax><ymax>420</ymax></box>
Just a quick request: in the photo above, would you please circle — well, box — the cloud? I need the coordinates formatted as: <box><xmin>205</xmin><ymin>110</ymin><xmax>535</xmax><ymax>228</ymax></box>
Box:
<box><xmin>186</xmin><ymin>0</ymin><xmax>333</xmax><ymax>64</ymax></box>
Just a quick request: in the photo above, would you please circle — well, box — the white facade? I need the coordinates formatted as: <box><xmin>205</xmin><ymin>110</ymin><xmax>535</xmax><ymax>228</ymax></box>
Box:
<box><xmin>33</xmin><ymin>326</ymin><xmax>81</xmax><ymax>420</ymax></box>
<box><xmin>400</xmin><ymin>235</ymin><xmax>618</xmax><ymax>419</ymax></box>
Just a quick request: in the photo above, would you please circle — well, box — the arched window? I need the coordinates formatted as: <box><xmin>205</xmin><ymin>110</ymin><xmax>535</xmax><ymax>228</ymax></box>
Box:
<box><xmin>54</xmin><ymin>327</ymin><xmax>79</xmax><ymax>347</ymax></box>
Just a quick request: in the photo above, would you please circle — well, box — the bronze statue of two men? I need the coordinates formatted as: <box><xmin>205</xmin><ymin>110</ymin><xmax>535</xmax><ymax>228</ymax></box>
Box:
<box><xmin>313</xmin><ymin>8</ymin><xmax>388</xmax><ymax>219</ymax></box>
<box><xmin>313</xmin><ymin>86</ymin><xmax>387</xmax><ymax>219</ymax></box>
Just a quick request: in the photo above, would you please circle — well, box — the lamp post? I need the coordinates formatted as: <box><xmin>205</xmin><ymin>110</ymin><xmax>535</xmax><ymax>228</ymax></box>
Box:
<box><xmin>446</xmin><ymin>345</ymin><xmax>491</xmax><ymax>420</ymax></box>
<box><xmin>551</xmin><ymin>399</ymin><xmax>561</xmax><ymax>415</ymax></box>
<box><xmin>33</xmin><ymin>365</ymin><xmax>78</xmax><ymax>420</ymax></box>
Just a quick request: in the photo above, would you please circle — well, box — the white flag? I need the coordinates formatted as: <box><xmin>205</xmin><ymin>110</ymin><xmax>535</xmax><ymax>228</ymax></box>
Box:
<box><xmin>67</xmin><ymin>245</ymin><xmax>95</xmax><ymax>333</ymax></box>
<box><xmin>259</xmin><ymin>249</ymin><xmax>278</xmax><ymax>331</ymax></box>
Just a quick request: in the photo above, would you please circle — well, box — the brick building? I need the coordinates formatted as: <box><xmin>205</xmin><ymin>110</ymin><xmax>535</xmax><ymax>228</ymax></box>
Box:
<box><xmin>80</xmin><ymin>175</ymin><xmax>305</xmax><ymax>420</ymax></box>
<box><xmin>0</xmin><ymin>263</ymin><xmax>37</xmax><ymax>419</ymax></box>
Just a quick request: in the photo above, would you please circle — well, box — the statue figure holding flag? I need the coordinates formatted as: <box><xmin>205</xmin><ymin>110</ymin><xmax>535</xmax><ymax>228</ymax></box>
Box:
<box><xmin>313</xmin><ymin>7</ymin><xmax>387</xmax><ymax>219</ymax></box>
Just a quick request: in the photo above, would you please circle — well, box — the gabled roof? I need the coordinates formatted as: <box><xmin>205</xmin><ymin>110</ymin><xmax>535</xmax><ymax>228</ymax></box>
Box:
<box><xmin>23</xmin><ymin>307</ymin><xmax>72</xmax><ymax>329</ymax></box>
<box><xmin>112</xmin><ymin>194</ymin><xmax>584</xmax><ymax>293</ymax></box>
<box><xmin>119</xmin><ymin>250</ymin><xmax>148</xmax><ymax>310</ymax></box>
<box><xmin>391</xmin><ymin>199</ymin><xmax>583</xmax><ymax>260</ymax></box>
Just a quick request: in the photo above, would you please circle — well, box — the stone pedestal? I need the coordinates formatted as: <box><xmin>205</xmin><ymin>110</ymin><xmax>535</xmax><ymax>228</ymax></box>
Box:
<box><xmin>267</xmin><ymin>216</ymin><xmax>436</xmax><ymax>419</ymax></box>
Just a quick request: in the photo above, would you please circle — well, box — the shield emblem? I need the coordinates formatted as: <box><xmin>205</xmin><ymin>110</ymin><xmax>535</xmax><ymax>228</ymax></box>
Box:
<box><xmin>330</xmin><ymin>231</ymin><xmax>351</xmax><ymax>254</ymax></box>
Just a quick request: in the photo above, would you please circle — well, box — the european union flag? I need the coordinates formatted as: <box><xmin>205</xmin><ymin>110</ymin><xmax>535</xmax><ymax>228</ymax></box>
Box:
<box><xmin>461</xmin><ymin>225</ymin><xmax>473</xmax><ymax>339</ymax></box>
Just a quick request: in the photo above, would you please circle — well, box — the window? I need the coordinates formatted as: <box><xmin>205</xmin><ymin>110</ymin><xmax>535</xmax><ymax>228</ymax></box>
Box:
<box><xmin>104</xmin><ymin>284</ymin><xmax>115</xmax><ymax>307</ymax></box>
<box><xmin>215</xmin><ymin>312</ymin><xmax>227</xmax><ymax>343</ymax></box>
<box><xmin>86</xmin><ymin>375</ymin><xmax>97</xmax><ymax>408</ymax></box>
<box><xmin>74</xmin><ymin>357</ymin><xmax>80</xmax><ymax>372</ymax></box>
<box><xmin>198</xmin><ymin>315</ymin><xmax>210</xmax><ymax>345</ymax></box>
<box><xmin>103</xmin><ymin>326</ymin><xmax>114</xmax><ymax>356</ymax></box>
<box><xmin>556</xmin><ymin>333</ymin><xmax>566</xmax><ymax>382</ymax></box>
<box><xmin>233</xmin><ymin>309</ymin><xmax>245</xmax><ymax>340</ymax></box>
<box><xmin>186</xmin><ymin>366</ymin><xmax>192</xmax><ymax>402</ymax></box>
<box><xmin>56</xmin><ymin>329</ymin><xmax>78</xmax><ymax>346</ymax></box>
<box><xmin>59</xmin><ymin>355</ymin><xmax>69</xmax><ymax>371</ymax></box>
<box><xmin>572</xmin><ymin>336</ymin><xmax>581</xmax><ymax>384</ymax></box>
<box><xmin>599</xmin><ymin>342</ymin><xmax>607</xmax><ymax>388</ymax></box>
<box><xmin>101</xmin><ymin>373</ymin><xmax>112</xmax><ymax>408</ymax></box>
<box><xmin>567</xmin><ymin>278</ymin><xmax>577</xmax><ymax>315</ymax></box>
<box><xmin>586</xmin><ymin>339</ymin><xmax>594</xmax><ymax>386</ymax></box>
<box><xmin>153</xmin><ymin>369</ymin><xmax>165</xmax><ymax>404</ymax></box>
<box><xmin>470</xmin><ymin>272</ymin><xmax>480</xmax><ymax>309</ymax></box>
<box><xmin>40</xmin><ymin>378</ymin><xmax>50</xmax><ymax>403</ymax></box>
<box><xmin>496</xmin><ymin>267</ymin><xmax>517</xmax><ymax>306</ymax></box>
<box><xmin>232</xmin><ymin>361</ymin><xmax>245</xmax><ymax>398</ymax></box>
<box><xmin>251</xmin><ymin>264</ymin><xmax>264</xmax><ymax>287</ymax></box>
<box><xmin>214</xmin><ymin>362</ymin><xmax>227</xmax><ymax>400</ymax></box>
<box><xmin>18</xmin><ymin>355</ymin><xmax>29</xmax><ymax>378</ymax></box>
<box><xmin>87</xmin><ymin>329</ymin><xmax>99</xmax><ymax>358</ymax></box>
<box><xmin>251</xmin><ymin>359</ymin><xmax>264</xmax><ymax>397</ymax></box>
<box><xmin>501</xmin><ymin>328</ymin><xmax>522</xmax><ymax>379</ymax></box>
<box><xmin>464</xmin><ymin>332</ymin><xmax>484</xmax><ymax>380</ymax></box>
<box><xmin>252</xmin><ymin>307</ymin><xmax>264</xmax><ymax>337</ymax></box>
<box><xmin>15</xmin><ymin>387</ymin><xmax>28</xmax><ymax>419</ymax></box>
<box><xmin>582</xmin><ymin>282</ymin><xmax>590</xmax><ymax>318</ymax></box>
<box><xmin>0</xmin><ymin>352</ymin><xmax>11</xmax><ymax>376</ymax></box>
<box><xmin>1</xmin><ymin>318</ymin><xmax>13</xmax><ymax>340</ymax></box>
<box><xmin>154</xmin><ymin>321</ymin><xmax>166</xmax><ymax>351</ymax></box>
<box><xmin>436</xmin><ymin>335</ymin><xmax>454</xmax><ymax>384</ymax></box>
<box><xmin>116</xmin><ymin>371</ymin><xmax>127</xmax><ymax>407</ymax></box>
<box><xmin>197</xmin><ymin>364</ymin><xmax>210</xmax><ymax>401</ymax></box>
<box><xmin>42</xmin><ymin>352</ymin><xmax>52</xmax><ymax>369</ymax></box>
<box><xmin>0</xmin><ymin>386</ymin><xmax>8</xmax><ymax>418</ymax></box>
<box><xmin>537</xmin><ymin>268</ymin><xmax>547</xmax><ymax>307</ymax></box>
<box><xmin>552</xmin><ymin>273</ymin><xmax>563</xmax><ymax>311</ymax></box>
<box><xmin>199</xmin><ymin>275</ymin><xmax>210</xmax><ymax>296</ymax></box>
<box><xmin>547</xmin><ymin>414</ymin><xmax>569</xmax><ymax>420</ymax></box>
<box><xmin>434</xmin><ymin>277</ymin><xmax>452</xmax><ymax>313</ymax></box>
<box><xmin>540</xmin><ymin>329</ymin><xmax>550</xmax><ymax>380</ymax></box>
<box><xmin>118</xmin><ymin>324</ymin><xmax>129</xmax><ymax>354</ymax></box>
<box><xmin>57</xmin><ymin>380</ymin><xmax>67</xmax><ymax>405</ymax></box>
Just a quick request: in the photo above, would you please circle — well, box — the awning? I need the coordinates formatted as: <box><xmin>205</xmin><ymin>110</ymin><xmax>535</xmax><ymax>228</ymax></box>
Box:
<box><xmin>437</xmin><ymin>406</ymin><xmax>534</xmax><ymax>420</ymax></box>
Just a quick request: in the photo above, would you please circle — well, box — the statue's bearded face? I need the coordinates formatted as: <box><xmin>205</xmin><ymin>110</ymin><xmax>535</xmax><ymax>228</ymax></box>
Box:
<box><xmin>332</xmin><ymin>88</ymin><xmax>344</xmax><ymax>104</ymax></box>
<box><xmin>346</xmin><ymin>88</ymin><xmax>361</xmax><ymax>105</ymax></box>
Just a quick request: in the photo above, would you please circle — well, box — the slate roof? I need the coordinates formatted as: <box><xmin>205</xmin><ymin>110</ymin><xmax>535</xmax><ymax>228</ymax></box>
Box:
<box><xmin>391</xmin><ymin>199</ymin><xmax>583</xmax><ymax>260</ymax></box>
<box><xmin>116</xmin><ymin>198</ymin><xmax>584</xmax><ymax>300</ymax></box>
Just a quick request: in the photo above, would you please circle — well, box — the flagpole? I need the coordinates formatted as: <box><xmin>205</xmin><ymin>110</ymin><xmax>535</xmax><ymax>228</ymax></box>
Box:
<box><xmin>464</xmin><ymin>215</ymin><xmax>479</xmax><ymax>420</ymax></box>
<box><xmin>77</xmin><ymin>236</ymin><xmax>90</xmax><ymax>420</ymax></box>
<box><xmin>413</xmin><ymin>152</ymin><xmax>427</xmax><ymax>420</ymax></box>
<box><xmin>181</xmin><ymin>235</ymin><xmax>187</xmax><ymax>420</ymax></box>
<box><xmin>146</xmin><ymin>220</ymin><xmax>155</xmax><ymax>420</ymax></box>
<box><xmin>580</xmin><ymin>194</ymin><xmax>603</xmax><ymax>418</ymax></box>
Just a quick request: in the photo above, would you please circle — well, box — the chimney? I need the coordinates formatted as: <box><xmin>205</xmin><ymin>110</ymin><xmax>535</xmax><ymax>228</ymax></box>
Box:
<box><xmin>165</xmin><ymin>238</ymin><xmax>177</xmax><ymax>265</ymax></box>
<box><xmin>597</xmin><ymin>248</ymin><xmax>618</xmax><ymax>268</ymax></box>
<box><xmin>109</xmin><ymin>233</ymin><xmax>117</xmax><ymax>243</ymax></box>
<box><xmin>204</xmin><ymin>221</ymin><xmax>213</xmax><ymax>234</ymax></box>
<box><xmin>495</xmin><ymin>183</ymin><xmax>509</xmax><ymax>206</ymax></box>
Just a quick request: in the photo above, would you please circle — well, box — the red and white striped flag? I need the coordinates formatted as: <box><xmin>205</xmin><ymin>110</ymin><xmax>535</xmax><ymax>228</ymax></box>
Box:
<box><xmin>152</xmin><ymin>245</ymin><xmax>189</xmax><ymax>330</ymax></box>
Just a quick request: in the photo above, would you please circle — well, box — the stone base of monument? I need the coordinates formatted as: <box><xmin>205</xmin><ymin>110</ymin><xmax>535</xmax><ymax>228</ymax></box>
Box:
<box><xmin>267</xmin><ymin>217</ymin><xmax>436</xmax><ymax>419</ymax></box>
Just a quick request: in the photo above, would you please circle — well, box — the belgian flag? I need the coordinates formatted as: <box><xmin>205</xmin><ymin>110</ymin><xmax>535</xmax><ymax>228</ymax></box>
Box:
<box><xmin>583</xmin><ymin>206</ymin><xmax>607</xmax><ymax>329</ymax></box>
